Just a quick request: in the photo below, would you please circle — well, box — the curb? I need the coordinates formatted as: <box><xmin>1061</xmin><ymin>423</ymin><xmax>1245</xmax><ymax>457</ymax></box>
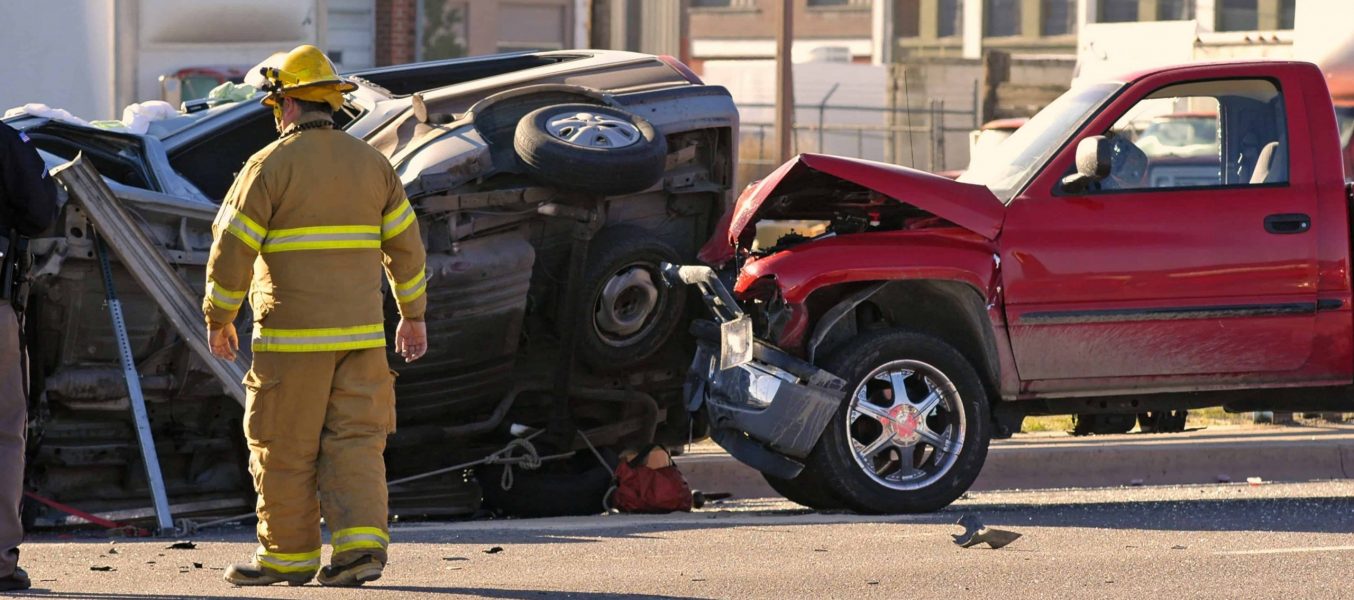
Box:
<box><xmin>675</xmin><ymin>426</ymin><xmax>1354</xmax><ymax>501</ymax></box>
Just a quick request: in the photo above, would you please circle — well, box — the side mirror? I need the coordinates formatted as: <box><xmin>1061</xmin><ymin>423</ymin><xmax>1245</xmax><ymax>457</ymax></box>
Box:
<box><xmin>1061</xmin><ymin>135</ymin><xmax>1114</xmax><ymax>193</ymax></box>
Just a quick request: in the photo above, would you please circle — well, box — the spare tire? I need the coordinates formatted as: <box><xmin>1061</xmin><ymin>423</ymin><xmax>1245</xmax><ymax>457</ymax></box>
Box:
<box><xmin>514</xmin><ymin>103</ymin><xmax>667</xmax><ymax>196</ymax></box>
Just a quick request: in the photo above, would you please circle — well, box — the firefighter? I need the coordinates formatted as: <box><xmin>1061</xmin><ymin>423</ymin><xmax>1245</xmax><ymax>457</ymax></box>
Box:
<box><xmin>205</xmin><ymin>45</ymin><xmax>428</xmax><ymax>587</ymax></box>
<box><xmin>0</xmin><ymin>121</ymin><xmax>58</xmax><ymax>592</ymax></box>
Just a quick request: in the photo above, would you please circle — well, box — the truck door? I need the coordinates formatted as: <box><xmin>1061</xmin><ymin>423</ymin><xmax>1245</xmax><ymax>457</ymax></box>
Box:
<box><xmin>1001</xmin><ymin>76</ymin><xmax>1320</xmax><ymax>384</ymax></box>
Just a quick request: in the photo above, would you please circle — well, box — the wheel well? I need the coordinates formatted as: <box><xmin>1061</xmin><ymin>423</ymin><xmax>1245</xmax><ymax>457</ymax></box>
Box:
<box><xmin>809</xmin><ymin>280</ymin><xmax>1000</xmax><ymax>401</ymax></box>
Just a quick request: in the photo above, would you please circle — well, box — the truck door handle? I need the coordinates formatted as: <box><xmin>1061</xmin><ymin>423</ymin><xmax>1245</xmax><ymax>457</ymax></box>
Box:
<box><xmin>1264</xmin><ymin>213</ymin><xmax>1310</xmax><ymax>234</ymax></box>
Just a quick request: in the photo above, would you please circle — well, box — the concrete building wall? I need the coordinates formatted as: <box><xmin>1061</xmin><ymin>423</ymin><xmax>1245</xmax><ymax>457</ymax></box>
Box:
<box><xmin>0</xmin><ymin>0</ymin><xmax>116</xmax><ymax>120</ymax></box>
<box><xmin>377</xmin><ymin>0</ymin><xmax>579</xmax><ymax>66</ymax></box>
<box><xmin>689</xmin><ymin>0</ymin><xmax>872</xmax><ymax>41</ymax></box>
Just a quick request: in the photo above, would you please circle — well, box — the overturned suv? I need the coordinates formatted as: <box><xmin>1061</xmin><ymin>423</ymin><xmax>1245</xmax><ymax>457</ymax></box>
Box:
<box><xmin>10</xmin><ymin>50</ymin><xmax>736</xmax><ymax>522</ymax></box>
<box><xmin>668</xmin><ymin>154</ymin><xmax>1001</xmax><ymax>514</ymax></box>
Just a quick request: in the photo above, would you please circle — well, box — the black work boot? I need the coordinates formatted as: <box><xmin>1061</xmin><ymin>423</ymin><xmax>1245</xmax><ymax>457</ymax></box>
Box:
<box><xmin>0</xmin><ymin>567</ymin><xmax>30</xmax><ymax>591</ymax></box>
<box><xmin>223</xmin><ymin>562</ymin><xmax>315</xmax><ymax>586</ymax></box>
<box><xmin>317</xmin><ymin>554</ymin><xmax>384</xmax><ymax>587</ymax></box>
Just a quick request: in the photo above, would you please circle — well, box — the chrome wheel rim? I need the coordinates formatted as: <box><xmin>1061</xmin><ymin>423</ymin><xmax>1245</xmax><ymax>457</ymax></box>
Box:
<box><xmin>845</xmin><ymin>359</ymin><xmax>965</xmax><ymax>491</ymax></box>
<box><xmin>593</xmin><ymin>264</ymin><xmax>661</xmax><ymax>346</ymax></box>
<box><xmin>545</xmin><ymin>111</ymin><xmax>642</xmax><ymax>148</ymax></box>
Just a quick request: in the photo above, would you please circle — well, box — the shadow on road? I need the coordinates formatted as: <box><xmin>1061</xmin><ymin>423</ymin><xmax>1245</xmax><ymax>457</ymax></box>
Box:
<box><xmin>23</xmin><ymin>489</ymin><xmax>1354</xmax><ymax>551</ymax></box>
<box><xmin>965</xmin><ymin>495</ymin><xmax>1354</xmax><ymax>533</ymax></box>
<box><xmin>12</xmin><ymin>588</ymin><xmax>711</xmax><ymax>600</ymax></box>
<box><xmin>376</xmin><ymin>586</ymin><xmax>709</xmax><ymax>599</ymax></box>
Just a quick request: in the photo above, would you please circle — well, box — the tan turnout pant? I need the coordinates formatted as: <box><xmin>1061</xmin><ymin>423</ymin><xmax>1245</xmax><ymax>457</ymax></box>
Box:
<box><xmin>243</xmin><ymin>347</ymin><xmax>395</xmax><ymax>574</ymax></box>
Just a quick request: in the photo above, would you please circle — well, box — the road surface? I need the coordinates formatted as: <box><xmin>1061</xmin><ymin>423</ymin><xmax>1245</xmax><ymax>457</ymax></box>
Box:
<box><xmin>12</xmin><ymin>480</ymin><xmax>1354</xmax><ymax>599</ymax></box>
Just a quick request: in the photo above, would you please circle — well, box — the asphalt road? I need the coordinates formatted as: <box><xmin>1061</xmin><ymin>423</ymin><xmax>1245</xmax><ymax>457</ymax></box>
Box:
<box><xmin>12</xmin><ymin>480</ymin><xmax>1354</xmax><ymax>599</ymax></box>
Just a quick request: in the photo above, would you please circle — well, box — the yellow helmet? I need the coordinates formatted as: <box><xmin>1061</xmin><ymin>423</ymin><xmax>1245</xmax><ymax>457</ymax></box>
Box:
<box><xmin>258</xmin><ymin>44</ymin><xmax>356</xmax><ymax>112</ymax></box>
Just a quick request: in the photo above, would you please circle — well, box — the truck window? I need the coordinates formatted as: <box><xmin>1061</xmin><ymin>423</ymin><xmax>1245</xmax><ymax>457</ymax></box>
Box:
<box><xmin>1089</xmin><ymin>78</ymin><xmax>1286</xmax><ymax>192</ymax></box>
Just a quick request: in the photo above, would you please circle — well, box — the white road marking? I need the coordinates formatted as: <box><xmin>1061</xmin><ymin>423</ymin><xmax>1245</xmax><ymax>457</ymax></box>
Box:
<box><xmin>1217</xmin><ymin>546</ymin><xmax>1354</xmax><ymax>556</ymax></box>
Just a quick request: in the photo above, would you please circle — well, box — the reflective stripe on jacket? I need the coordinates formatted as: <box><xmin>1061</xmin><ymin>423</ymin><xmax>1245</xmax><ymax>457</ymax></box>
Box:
<box><xmin>202</xmin><ymin>122</ymin><xmax>427</xmax><ymax>352</ymax></box>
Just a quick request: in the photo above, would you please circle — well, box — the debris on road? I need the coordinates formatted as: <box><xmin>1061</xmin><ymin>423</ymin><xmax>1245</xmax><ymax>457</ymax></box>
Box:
<box><xmin>484</xmin><ymin>547</ymin><xmax>504</xmax><ymax>554</ymax></box>
<box><xmin>443</xmin><ymin>557</ymin><xmax>469</xmax><ymax>561</ymax></box>
<box><xmin>952</xmin><ymin>514</ymin><xmax>1022</xmax><ymax>549</ymax></box>
<box><xmin>166</xmin><ymin>541</ymin><xmax>196</xmax><ymax>550</ymax></box>
<box><xmin>89</xmin><ymin>566</ymin><xmax>115</xmax><ymax>572</ymax></box>
<box><xmin>691</xmin><ymin>490</ymin><xmax>732</xmax><ymax>509</ymax></box>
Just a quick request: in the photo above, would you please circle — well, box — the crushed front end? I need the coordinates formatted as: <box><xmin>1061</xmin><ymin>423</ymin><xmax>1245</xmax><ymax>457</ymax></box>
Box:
<box><xmin>663</xmin><ymin>264</ymin><xmax>845</xmax><ymax>479</ymax></box>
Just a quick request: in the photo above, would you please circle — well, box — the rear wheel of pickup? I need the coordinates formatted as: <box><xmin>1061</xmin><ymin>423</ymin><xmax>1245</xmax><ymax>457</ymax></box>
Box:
<box><xmin>1138</xmin><ymin>410</ymin><xmax>1188</xmax><ymax>433</ymax></box>
<box><xmin>1070</xmin><ymin>414</ymin><xmax>1136</xmax><ymax>436</ymax></box>
<box><xmin>804</xmin><ymin>329</ymin><xmax>990</xmax><ymax>514</ymax></box>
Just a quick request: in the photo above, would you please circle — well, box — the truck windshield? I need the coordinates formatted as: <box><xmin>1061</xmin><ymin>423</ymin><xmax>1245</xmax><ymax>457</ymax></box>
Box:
<box><xmin>960</xmin><ymin>83</ymin><xmax>1121</xmax><ymax>203</ymax></box>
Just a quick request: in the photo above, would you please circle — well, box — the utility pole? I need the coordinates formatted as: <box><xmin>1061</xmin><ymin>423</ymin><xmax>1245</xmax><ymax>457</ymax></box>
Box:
<box><xmin>775</xmin><ymin>0</ymin><xmax>795</xmax><ymax>163</ymax></box>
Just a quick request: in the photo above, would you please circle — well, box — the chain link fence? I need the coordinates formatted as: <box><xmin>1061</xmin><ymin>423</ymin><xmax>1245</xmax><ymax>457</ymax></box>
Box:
<box><xmin>735</xmin><ymin>81</ymin><xmax>980</xmax><ymax>189</ymax></box>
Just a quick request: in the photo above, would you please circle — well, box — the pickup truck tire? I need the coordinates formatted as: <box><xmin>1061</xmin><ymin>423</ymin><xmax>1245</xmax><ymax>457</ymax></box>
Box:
<box><xmin>1071</xmin><ymin>414</ymin><xmax>1136</xmax><ymax>436</ymax></box>
<box><xmin>762</xmin><ymin>470</ymin><xmax>846</xmax><ymax>510</ymax></box>
<box><xmin>1138</xmin><ymin>410</ymin><xmax>1188</xmax><ymax>433</ymax></box>
<box><xmin>805</xmin><ymin>329</ymin><xmax>990</xmax><ymax>514</ymax></box>
<box><xmin>514</xmin><ymin>103</ymin><xmax>667</xmax><ymax>196</ymax></box>
<box><xmin>572</xmin><ymin>226</ymin><xmax>687</xmax><ymax>370</ymax></box>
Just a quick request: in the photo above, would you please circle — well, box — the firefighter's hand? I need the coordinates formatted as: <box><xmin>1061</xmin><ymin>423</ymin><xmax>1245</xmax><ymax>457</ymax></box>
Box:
<box><xmin>395</xmin><ymin>318</ymin><xmax>427</xmax><ymax>363</ymax></box>
<box><xmin>209</xmin><ymin>323</ymin><xmax>239</xmax><ymax>361</ymax></box>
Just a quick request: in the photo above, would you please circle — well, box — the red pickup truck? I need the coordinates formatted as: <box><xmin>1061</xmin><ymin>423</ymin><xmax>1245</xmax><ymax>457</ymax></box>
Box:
<box><xmin>669</xmin><ymin>60</ymin><xmax>1352</xmax><ymax>514</ymax></box>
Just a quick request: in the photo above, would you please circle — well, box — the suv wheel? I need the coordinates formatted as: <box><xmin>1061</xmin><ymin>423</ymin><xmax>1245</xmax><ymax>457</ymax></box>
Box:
<box><xmin>804</xmin><ymin>329</ymin><xmax>990</xmax><ymax>514</ymax></box>
<box><xmin>571</xmin><ymin>226</ymin><xmax>687</xmax><ymax>370</ymax></box>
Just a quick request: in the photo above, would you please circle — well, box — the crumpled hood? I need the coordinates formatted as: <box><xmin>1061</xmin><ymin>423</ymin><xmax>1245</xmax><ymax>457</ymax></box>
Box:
<box><xmin>699</xmin><ymin>153</ymin><xmax>1005</xmax><ymax>264</ymax></box>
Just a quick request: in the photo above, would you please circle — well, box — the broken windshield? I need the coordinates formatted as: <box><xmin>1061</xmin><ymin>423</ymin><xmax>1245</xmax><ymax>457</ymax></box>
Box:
<box><xmin>959</xmin><ymin>83</ymin><xmax>1120</xmax><ymax>203</ymax></box>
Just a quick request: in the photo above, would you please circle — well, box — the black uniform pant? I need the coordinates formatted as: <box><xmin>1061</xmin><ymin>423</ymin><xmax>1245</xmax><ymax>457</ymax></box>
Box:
<box><xmin>0</xmin><ymin>304</ymin><xmax>24</xmax><ymax>577</ymax></box>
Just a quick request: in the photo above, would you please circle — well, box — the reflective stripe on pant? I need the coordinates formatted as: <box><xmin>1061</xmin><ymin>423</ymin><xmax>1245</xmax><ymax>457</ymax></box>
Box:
<box><xmin>0</xmin><ymin>305</ymin><xmax>26</xmax><ymax>578</ymax></box>
<box><xmin>243</xmin><ymin>347</ymin><xmax>396</xmax><ymax>566</ymax></box>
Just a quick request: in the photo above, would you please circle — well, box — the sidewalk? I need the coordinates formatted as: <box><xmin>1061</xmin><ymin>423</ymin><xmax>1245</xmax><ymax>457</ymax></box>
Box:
<box><xmin>675</xmin><ymin>423</ymin><xmax>1354</xmax><ymax>500</ymax></box>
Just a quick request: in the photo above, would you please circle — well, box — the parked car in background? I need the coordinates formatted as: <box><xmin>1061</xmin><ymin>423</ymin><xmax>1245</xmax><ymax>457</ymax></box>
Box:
<box><xmin>158</xmin><ymin>66</ymin><xmax>249</xmax><ymax>106</ymax></box>
<box><xmin>9</xmin><ymin>49</ymin><xmax>736</xmax><ymax>524</ymax></box>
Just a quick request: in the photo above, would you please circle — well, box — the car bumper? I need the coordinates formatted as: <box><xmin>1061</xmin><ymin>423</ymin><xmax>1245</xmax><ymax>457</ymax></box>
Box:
<box><xmin>664</xmin><ymin>263</ymin><xmax>846</xmax><ymax>478</ymax></box>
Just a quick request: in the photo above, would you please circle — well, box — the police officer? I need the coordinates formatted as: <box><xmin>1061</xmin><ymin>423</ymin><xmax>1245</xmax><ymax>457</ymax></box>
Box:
<box><xmin>0</xmin><ymin>121</ymin><xmax>59</xmax><ymax>592</ymax></box>
<box><xmin>206</xmin><ymin>45</ymin><xmax>428</xmax><ymax>587</ymax></box>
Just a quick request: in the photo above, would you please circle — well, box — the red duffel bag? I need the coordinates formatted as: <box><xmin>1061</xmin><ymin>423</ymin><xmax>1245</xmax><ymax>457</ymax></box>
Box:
<box><xmin>610</xmin><ymin>445</ymin><xmax>693</xmax><ymax>513</ymax></box>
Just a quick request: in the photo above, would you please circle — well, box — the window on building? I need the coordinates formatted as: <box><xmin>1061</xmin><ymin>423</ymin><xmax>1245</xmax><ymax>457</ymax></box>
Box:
<box><xmin>985</xmin><ymin>0</ymin><xmax>1020</xmax><ymax>37</ymax></box>
<box><xmin>938</xmin><ymin>0</ymin><xmax>962</xmax><ymax>37</ymax></box>
<box><xmin>1042</xmin><ymin>0</ymin><xmax>1075</xmax><ymax>36</ymax></box>
<box><xmin>807</xmin><ymin>0</ymin><xmax>850</xmax><ymax>6</ymax></box>
<box><xmin>1217</xmin><ymin>0</ymin><xmax>1258</xmax><ymax>31</ymax></box>
<box><xmin>899</xmin><ymin>0</ymin><xmax>921</xmax><ymax>38</ymax></box>
<box><xmin>1279</xmin><ymin>0</ymin><xmax>1296</xmax><ymax>29</ymax></box>
<box><xmin>1156</xmin><ymin>0</ymin><xmax>1194</xmax><ymax>20</ymax></box>
<box><xmin>1098</xmin><ymin>0</ymin><xmax>1138</xmax><ymax>22</ymax></box>
<box><xmin>690</xmin><ymin>0</ymin><xmax>732</xmax><ymax>7</ymax></box>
